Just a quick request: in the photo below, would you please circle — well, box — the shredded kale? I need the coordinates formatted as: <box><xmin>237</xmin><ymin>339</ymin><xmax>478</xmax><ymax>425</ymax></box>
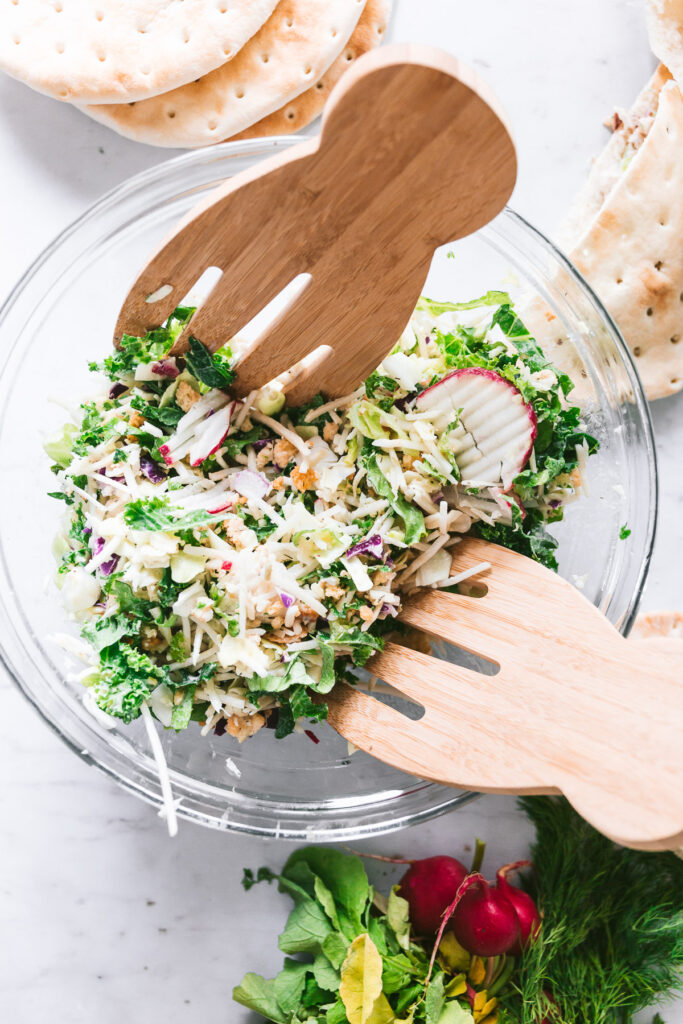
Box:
<box><xmin>93</xmin><ymin>306</ymin><xmax>195</xmax><ymax>381</ymax></box>
<box><xmin>184</xmin><ymin>336</ymin><xmax>235</xmax><ymax>390</ymax></box>
<box><xmin>90</xmin><ymin>642</ymin><xmax>165</xmax><ymax>723</ymax></box>
<box><xmin>123</xmin><ymin>496</ymin><xmax>226</xmax><ymax>532</ymax></box>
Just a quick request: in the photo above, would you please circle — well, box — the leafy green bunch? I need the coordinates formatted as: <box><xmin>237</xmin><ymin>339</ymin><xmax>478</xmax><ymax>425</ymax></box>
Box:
<box><xmin>234</xmin><ymin>848</ymin><xmax>499</xmax><ymax>1024</ymax></box>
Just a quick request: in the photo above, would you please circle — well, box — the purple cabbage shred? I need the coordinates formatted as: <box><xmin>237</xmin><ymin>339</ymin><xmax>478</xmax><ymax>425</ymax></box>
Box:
<box><xmin>140</xmin><ymin>452</ymin><xmax>167</xmax><ymax>483</ymax></box>
<box><xmin>345</xmin><ymin>534</ymin><xmax>384</xmax><ymax>560</ymax></box>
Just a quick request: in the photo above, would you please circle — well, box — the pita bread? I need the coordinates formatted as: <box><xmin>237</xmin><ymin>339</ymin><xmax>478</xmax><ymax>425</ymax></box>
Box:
<box><xmin>232</xmin><ymin>0</ymin><xmax>391</xmax><ymax>140</ymax></box>
<box><xmin>647</xmin><ymin>0</ymin><xmax>683</xmax><ymax>86</ymax></box>
<box><xmin>83</xmin><ymin>0</ymin><xmax>367</xmax><ymax>147</ymax></box>
<box><xmin>0</xmin><ymin>0</ymin><xmax>279</xmax><ymax>104</ymax></box>
<box><xmin>554</xmin><ymin>76</ymin><xmax>683</xmax><ymax>400</ymax></box>
<box><xmin>631</xmin><ymin>610</ymin><xmax>683</xmax><ymax>639</ymax></box>
<box><xmin>556</xmin><ymin>65</ymin><xmax>673</xmax><ymax>251</ymax></box>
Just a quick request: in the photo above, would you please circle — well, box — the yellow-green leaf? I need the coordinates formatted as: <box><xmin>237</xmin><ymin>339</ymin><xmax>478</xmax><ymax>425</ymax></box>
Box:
<box><xmin>339</xmin><ymin>934</ymin><xmax>395</xmax><ymax>1024</ymax></box>
<box><xmin>386</xmin><ymin>885</ymin><xmax>411</xmax><ymax>950</ymax></box>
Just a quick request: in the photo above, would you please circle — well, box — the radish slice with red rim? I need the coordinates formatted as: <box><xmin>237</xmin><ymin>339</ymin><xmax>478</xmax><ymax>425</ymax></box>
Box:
<box><xmin>416</xmin><ymin>367</ymin><xmax>536</xmax><ymax>490</ymax></box>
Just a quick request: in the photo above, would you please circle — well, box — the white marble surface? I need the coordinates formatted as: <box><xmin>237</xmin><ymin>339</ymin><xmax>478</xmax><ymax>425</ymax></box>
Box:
<box><xmin>0</xmin><ymin>1</ymin><xmax>681</xmax><ymax>1021</ymax></box>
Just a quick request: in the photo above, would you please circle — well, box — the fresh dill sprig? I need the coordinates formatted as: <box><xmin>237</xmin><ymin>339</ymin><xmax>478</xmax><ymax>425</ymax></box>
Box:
<box><xmin>503</xmin><ymin>797</ymin><xmax>683</xmax><ymax>1024</ymax></box>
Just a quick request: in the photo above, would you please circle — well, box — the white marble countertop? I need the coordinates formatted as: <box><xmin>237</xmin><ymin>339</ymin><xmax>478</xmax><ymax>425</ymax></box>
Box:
<box><xmin>1</xmin><ymin>1</ymin><xmax>681</xmax><ymax>1021</ymax></box>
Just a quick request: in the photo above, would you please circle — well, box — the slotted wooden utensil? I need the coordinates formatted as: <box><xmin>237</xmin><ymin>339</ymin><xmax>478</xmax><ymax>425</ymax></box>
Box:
<box><xmin>326</xmin><ymin>535</ymin><xmax>683</xmax><ymax>851</ymax></box>
<box><xmin>113</xmin><ymin>44</ymin><xmax>517</xmax><ymax>405</ymax></box>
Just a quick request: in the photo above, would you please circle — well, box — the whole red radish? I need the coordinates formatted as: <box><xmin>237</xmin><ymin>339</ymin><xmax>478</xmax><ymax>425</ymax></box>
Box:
<box><xmin>450</xmin><ymin>875</ymin><xmax>519</xmax><ymax>957</ymax></box>
<box><xmin>496</xmin><ymin>860</ymin><xmax>540</xmax><ymax>955</ymax></box>
<box><xmin>398</xmin><ymin>855</ymin><xmax>468</xmax><ymax>935</ymax></box>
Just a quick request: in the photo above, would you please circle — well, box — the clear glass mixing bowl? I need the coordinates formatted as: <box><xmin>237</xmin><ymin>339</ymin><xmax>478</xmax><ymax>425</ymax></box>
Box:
<box><xmin>0</xmin><ymin>139</ymin><xmax>657</xmax><ymax>839</ymax></box>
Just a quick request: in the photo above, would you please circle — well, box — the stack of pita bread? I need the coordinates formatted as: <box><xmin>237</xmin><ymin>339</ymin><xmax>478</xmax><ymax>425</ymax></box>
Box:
<box><xmin>552</xmin><ymin>1</ymin><xmax>683</xmax><ymax>401</ymax></box>
<box><xmin>0</xmin><ymin>0</ymin><xmax>391</xmax><ymax>147</ymax></box>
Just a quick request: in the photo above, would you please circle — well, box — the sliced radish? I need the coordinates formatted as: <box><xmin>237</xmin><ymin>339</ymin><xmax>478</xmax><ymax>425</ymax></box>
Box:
<box><xmin>232</xmin><ymin>469</ymin><xmax>269</xmax><ymax>501</ymax></box>
<box><xmin>159</xmin><ymin>392</ymin><xmax>233</xmax><ymax>466</ymax></box>
<box><xmin>417</xmin><ymin>367</ymin><xmax>536</xmax><ymax>489</ymax></box>
<box><xmin>188</xmin><ymin>402</ymin><xmax>235</xmax><ymax>466</ymax></box>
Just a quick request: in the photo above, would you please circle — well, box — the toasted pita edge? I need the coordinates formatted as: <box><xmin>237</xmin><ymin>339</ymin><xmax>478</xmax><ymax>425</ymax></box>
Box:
<box><xmin>81</xmin><ymin>0</ymin><xmax>367</xmax><ymax>147</ymax></box>
<box><xmin>231</xmin><ymin>0</ymin><xmax>391</xmax><ymax>140</ymax></box>
<box><xmin>0</xmin><ymin>0</ymin><xmax>279</xmax><ymax>104</ymax></box>
<box><xmin>647</xmin><ymin>0</ymin><xmax>683</xmax><ymax>88</ymax></box>
<box><xmin>556</xmin><ymin>64</ymin><xmax>672</xmax><ymax>251</ymax></box>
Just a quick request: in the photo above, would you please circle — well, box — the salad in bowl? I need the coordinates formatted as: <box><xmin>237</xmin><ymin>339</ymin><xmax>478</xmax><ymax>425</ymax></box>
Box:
<box><xmin>46</xmin><ymin>291</ymin><xmax>595</xmax><ymax>747</ymax></box>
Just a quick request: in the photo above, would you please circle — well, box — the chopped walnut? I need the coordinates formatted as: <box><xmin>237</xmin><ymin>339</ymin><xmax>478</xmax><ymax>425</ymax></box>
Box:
<box><xmin>176</xmin><ymin>380</ymin><xmax>201</xmax><ymax>412</ymax></box>
<box><xmin>271</xmin><ymin>475</ymin><xmax>287</xmax><ymax>491</ymax></box>
<box><xmin>323</xmin><ymin>421</ymin><xmax>338</xmax><ymax>443</ymax></box>
<box><xmin>299</xmin><ymin>605</ymin><xmax>318</xmax><ymax>621</ymax></box>
<box><xmin>255</xmin><ymin>442</ymin><xmax>274</xmax><ymax>470</ymax></box>
<box><xmin>290</xmin><ymin>465</ymin><xmax>318</xmax><ymax>491</ymax></box>
<box><xmin>140</xmin><ymin>626</ymin><xmax>165</xmax><ymax>652</ymax></box>
<box><xmin>359</xmin><ymin>606</ymin><xmax>375</xmax><ymax>623</ymax></box>
<box><xmin>273</xmin><ymin>438</ymin><xmax>298</xmax><ymax>468</ymax></box>
<box><xmin>225</xmin><ymin>712</ymin><xmax>266</xmax><ymax>742</ymax></box>
<box><xmin>225</xmin><ymin>518</ymin><xmax>250</xmax><ymax>547</ymax></box>
<box><xmin>322</xmin><ymin>582</ymin><xmax>345</xmax><ymax>600</ymax></box>
<box><xmin>129</xmin><ymin>411</ymin><xmax>145</xmax><ymax>428</ymax></box>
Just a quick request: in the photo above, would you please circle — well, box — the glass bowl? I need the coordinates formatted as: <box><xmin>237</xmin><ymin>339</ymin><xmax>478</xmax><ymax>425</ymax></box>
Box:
<box><xmin>0</xmin><ymin>139</ymin><xmax>657</xmax><ymax>840</ymax></box>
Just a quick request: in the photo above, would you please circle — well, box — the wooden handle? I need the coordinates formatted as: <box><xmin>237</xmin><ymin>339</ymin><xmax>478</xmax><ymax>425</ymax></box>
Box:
<box><xmin>326</xmin><ymin>539</ymin><xmax>683</xmax><ymax>850</ymax></box>
<box><xmin>114</xmin><ymin>45</ymin><xmax>516</xmax><ymax>402</ymax></box>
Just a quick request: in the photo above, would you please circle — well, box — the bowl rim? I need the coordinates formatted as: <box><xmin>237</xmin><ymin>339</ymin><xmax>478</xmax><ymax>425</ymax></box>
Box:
<box><xmin>0</xmin><ymin>136</ymin><xmax>658</xmax><ymax>839</ymax></box>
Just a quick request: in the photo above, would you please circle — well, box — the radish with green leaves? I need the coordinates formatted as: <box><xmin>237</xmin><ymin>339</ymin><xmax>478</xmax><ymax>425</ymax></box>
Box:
<box><xmin>449</xmin><ymin>873</ymin><xmax>520</xmax><ymax>957</ymax></box>
<box><xmin>416</xmin><ymin>366</ymin><xmax>537</xmax><ymax>489</ymax></box>
<box><xmin>398</xmin><ymin>855</ymin><xmax>469</xmax><ymax>935</ymax></box>
<box><xmin>496</xmin><ymin>860</ymin><xmax>541</xmax><ymax>955</ymax></box>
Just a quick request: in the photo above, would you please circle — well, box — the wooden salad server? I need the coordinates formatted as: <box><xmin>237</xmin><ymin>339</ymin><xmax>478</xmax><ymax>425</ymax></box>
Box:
<box><xmin>326</xmin><ymin>535</ymin><xmax>683</xmax><ymax>852</ymax></box>
<box><xmin>113</xmin><ymin>43</ymin><xmax>517</xmax><ymax>405</ymax></box>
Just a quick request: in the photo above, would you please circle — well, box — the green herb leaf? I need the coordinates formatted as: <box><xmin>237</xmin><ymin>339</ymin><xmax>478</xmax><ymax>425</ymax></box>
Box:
<box><xmin>81</xmin><ymin>612</ymin><xmax>138</xmax><ymax>653</ymax></box>
<box><xmin>363</xmin><ymin>452</ymin><xmax>426</xmax><ymax>545</ymax></box>
<box><xmin>130</xmin><ymin>396</ymin><xmax>184</xmax><ymax>430</ymax></box>
<box><xmin>386</xmin><ymin>887</ymin><xmax>411</xmax><ymax>951</ymax></box>
<box><xmin>108</xmin><ymin>580</ymin><xmax>156</xmax><ymax>619</ymax></box>
<box><xmin>417</xmin><ymin>291</ymin><xmax>511</xmax><ymax>316</ymax></box>
<box><xmin>123</xmin><ymin>496</ymin><xmax>226</xmax><ymax>533</ymax></box>
<box><xmin>313</xmin><ymin>953</ymin><xmax>342</xmax><ymax>994</ymax></box>
<box><xmin>232</xmin><ymin>973</ymin><xmax>288</xmax><ymax>1024</ymax></box>
<box><xmin>184</xmin><ymin>337</ymin><xmax>235</xmax><ymax>390</ymax></box>
<box><xmin>278</xmin><ymin>896</ymin><xmax>334</xmax><ymax>956</ymax></box>
<box><xmin>323</xmin><ymin>932</ymin><xmax>350</xmax><ymax>970</ymax></box>
<box><xmin>436</xmin><ymin>1003</ymin><xmax>475</xmax><ymax>1024</ymax></box>
<box><xmin>284</xmin><ymin>848</ymin><xmax>370</xmax><ymax>934</ymax></box>
<box><xmin>274</xmin><ymin>959</ymin><xmax>311</xmax><ymax>1016</ymax></box>
<box><xmin>90</xmin><ymin>642</ymin><xmax>164</xmax><ymax>723</ymax></box>
<box><xmin>170</xmin><ymin>684</ymin><xmax>196</xmax><ymax>731</ymax></box>
<box><xmin>425</xmin><ymin>973</ymin><xmax>446</xmax><ymax>1024</ymax></box>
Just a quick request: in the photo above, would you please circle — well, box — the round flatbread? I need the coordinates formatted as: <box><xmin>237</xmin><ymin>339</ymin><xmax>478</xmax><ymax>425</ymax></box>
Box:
<box><xmin>83</xmin><ymin>0</ymin><xmax>367</xmax><ymax>147</ymax></box>
<box><xmin>0</xmin><ymin>0</ymin><xmax>280</xmax><ymax>104</ymax></box>
<box><xmin>631</xmin><ymin>611</ymin><xmax>683</xmax><ymax>639</ymax></box>
<box><xmin>232</xmin><ymin>0</ymin><xmax>391</xmax><ymax>140</ymax></box>
<box><xmin>647</xmin><ymin>0</ymin><xmax>683</xmax><ymax>86</ymax></box>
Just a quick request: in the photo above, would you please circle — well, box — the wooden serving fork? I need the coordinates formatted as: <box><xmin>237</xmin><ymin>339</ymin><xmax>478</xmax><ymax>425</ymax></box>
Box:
<box><xmin>113</xmin><ymin>44</ymin><xmax>516</xmax><ymax>405</ymax></box>
<box><xmin>326</xmin><ymin>535</ymin><xmax>683</xmax><ymax>851</ymax></box>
